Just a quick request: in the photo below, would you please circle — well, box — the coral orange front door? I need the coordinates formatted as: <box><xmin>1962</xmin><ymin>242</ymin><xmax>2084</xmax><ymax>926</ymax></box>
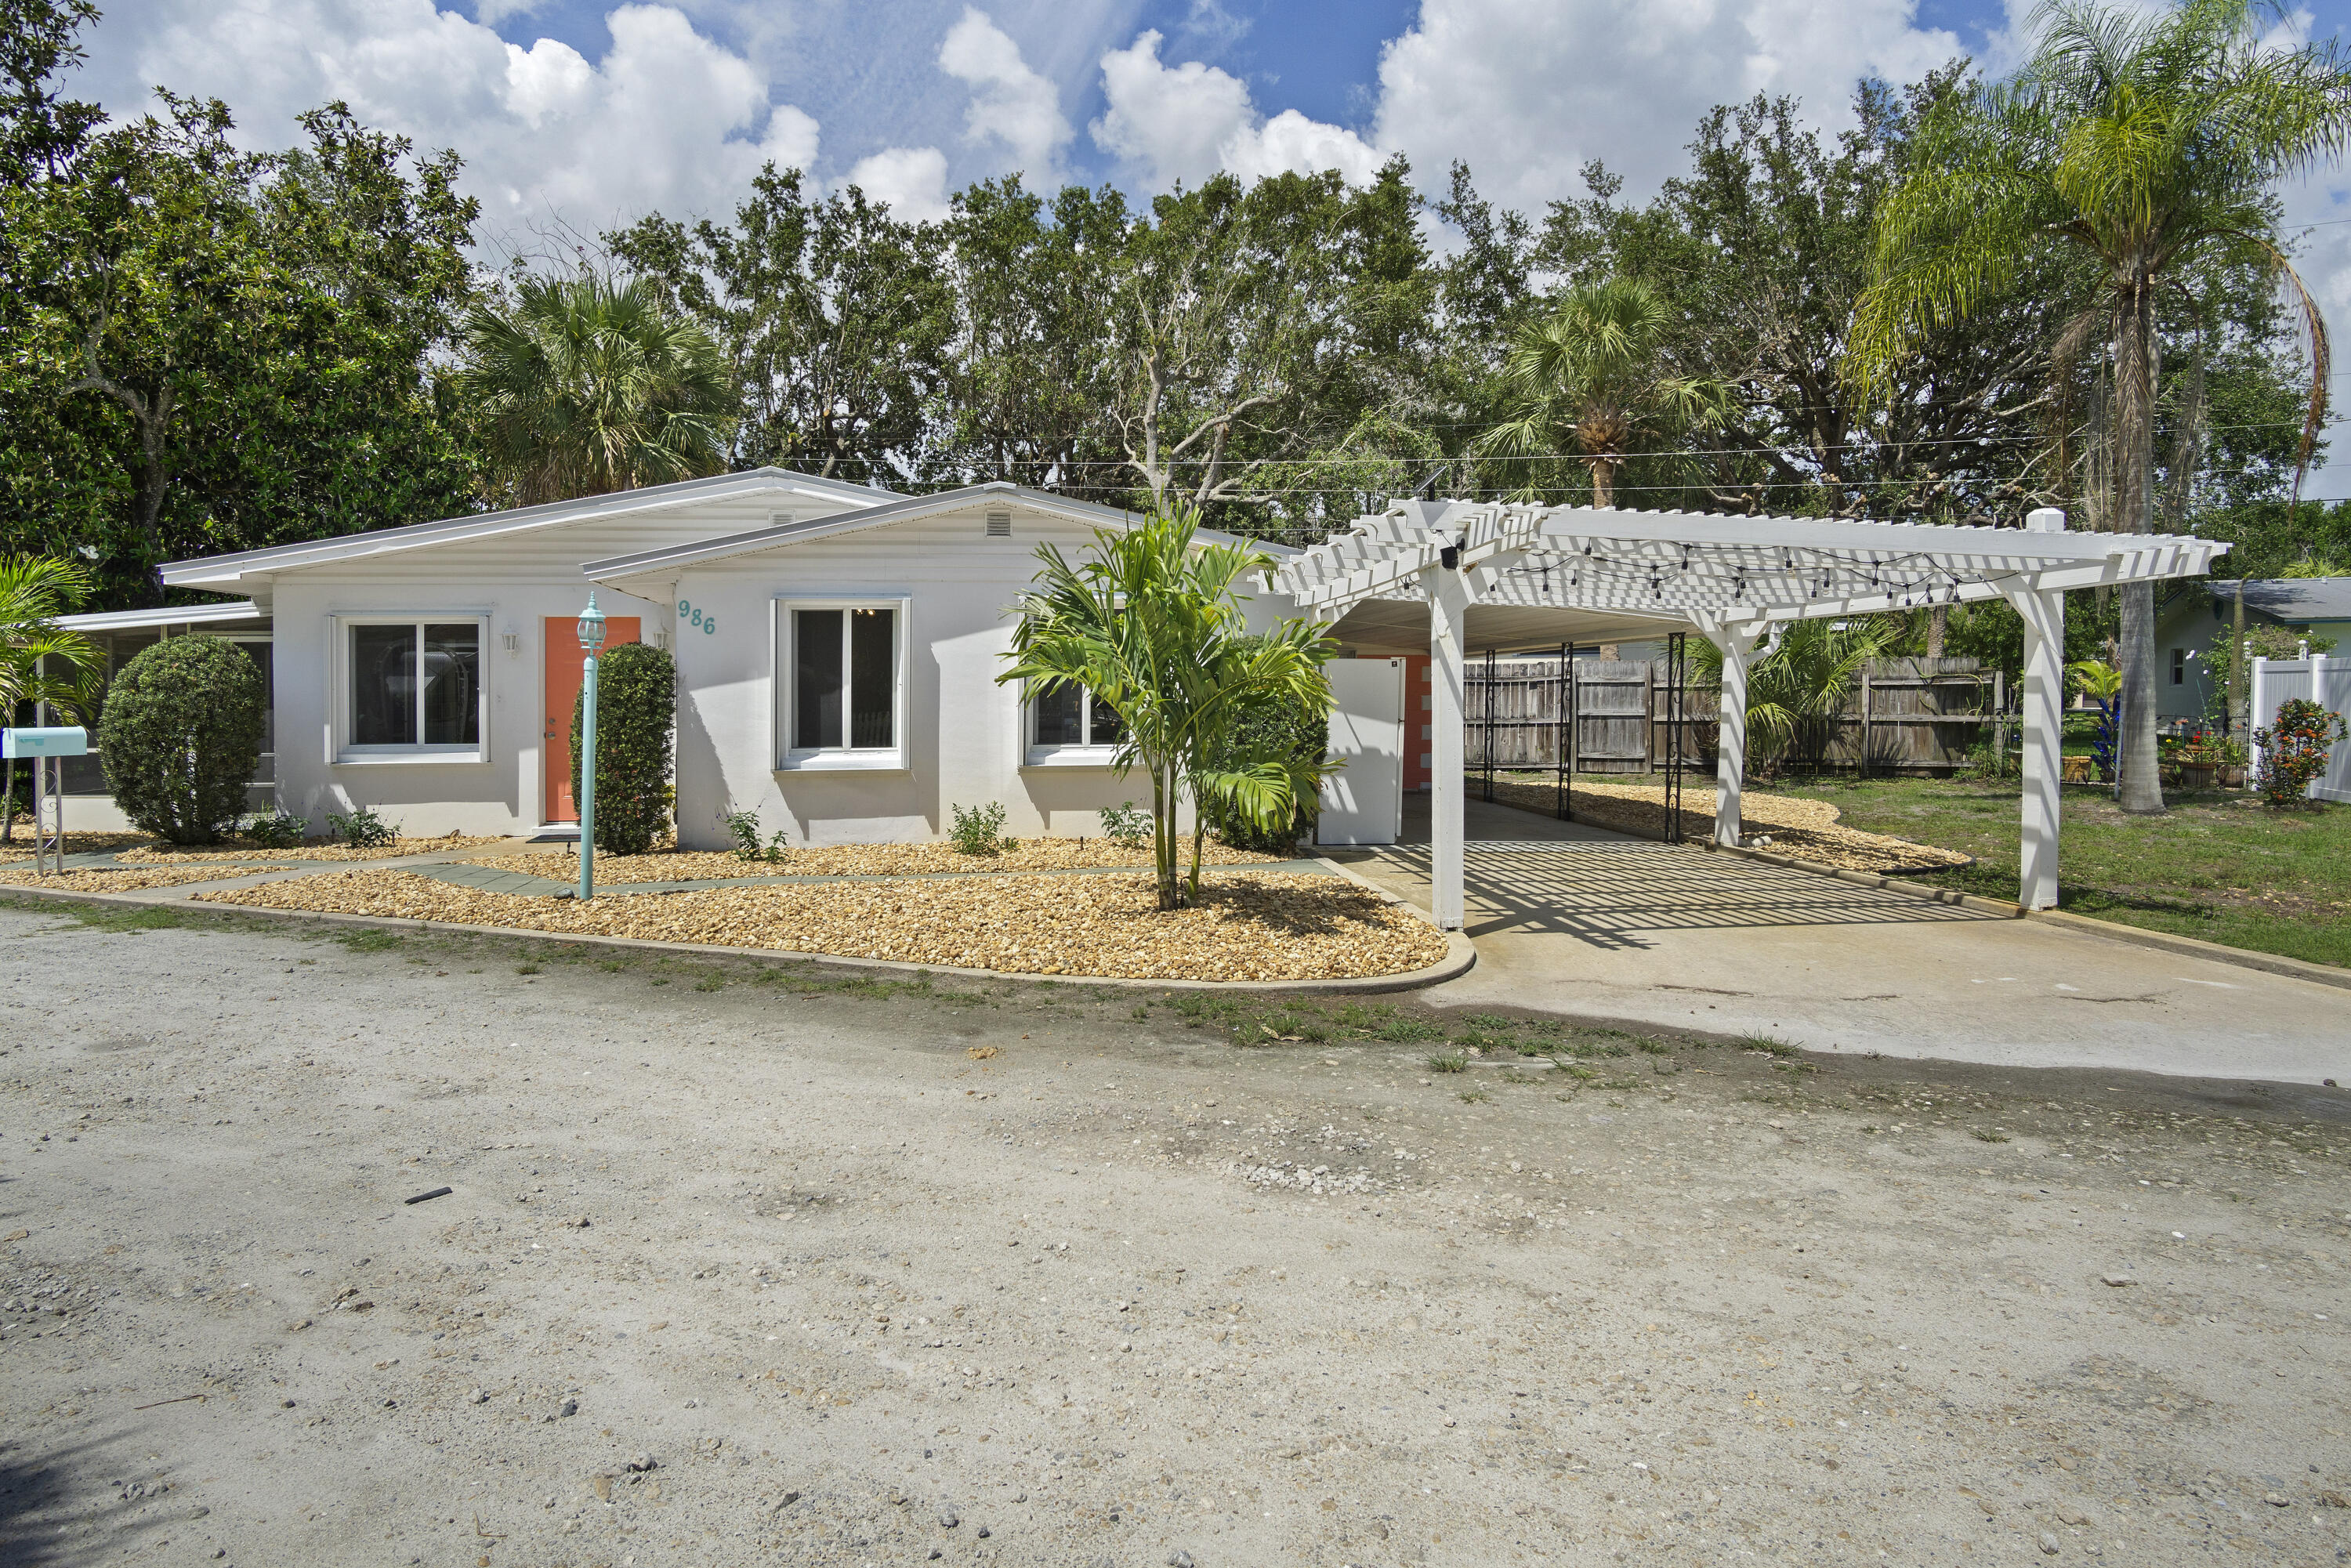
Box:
<box><xmin>543</xmin><ymin>616</ymin><xmax>639</xmax><ymax>823</ymax></box>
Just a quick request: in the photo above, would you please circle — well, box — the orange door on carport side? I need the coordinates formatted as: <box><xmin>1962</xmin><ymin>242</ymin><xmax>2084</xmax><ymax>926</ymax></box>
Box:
<box><xmin>543</xmin><ymin>616</ymin><xmax>639</xmax><ymax>823</ymax></box>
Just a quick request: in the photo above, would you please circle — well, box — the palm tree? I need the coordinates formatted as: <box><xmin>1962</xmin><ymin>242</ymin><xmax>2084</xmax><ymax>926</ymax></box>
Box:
<box><xmin>1001</xmin><ymin>503</ymin><xmax>1335</xmax><ymax>911</ymax></box>
<box><xmin>1473</xmin><ymin>277</ymin><xmax>1732</xmax><ymax>506</ymax></box>
<box><xmin>0</xmin><ymin>556</ymin><xmax>102</xmax><ymax>840</ymax></box>
<box><xmin>1849</xmin><ymin>0</ymin><xmax>2351</xmax><ymax>814</ymax></box>
<box><xmin>457</xmin><ymin>273</ymin><xmax>736</xmax><ymax>506</ymax></box>
<box><xmin>1690</xmin><ymin>618</ymin><xmax>1903</xmax><ymax>777</ymax></box>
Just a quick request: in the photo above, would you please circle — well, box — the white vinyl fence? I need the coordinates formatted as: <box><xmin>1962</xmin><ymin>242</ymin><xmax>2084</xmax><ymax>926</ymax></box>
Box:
<box><xmin>2248</xmin><ymin>656</ymin><xmax>2351</xmax><ymax>803</ymax></box>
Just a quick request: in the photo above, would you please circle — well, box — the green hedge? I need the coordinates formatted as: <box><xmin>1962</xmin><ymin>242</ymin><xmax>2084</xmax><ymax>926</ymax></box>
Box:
<box><xmin>96</xmin><ymin>636</ymin><xmax>266</xmax><ymax>845</ymax></box>
<box><xmin>571</xmin><ymin>640</ymin><xmax>676</xmax><ymax>855</ymax></box>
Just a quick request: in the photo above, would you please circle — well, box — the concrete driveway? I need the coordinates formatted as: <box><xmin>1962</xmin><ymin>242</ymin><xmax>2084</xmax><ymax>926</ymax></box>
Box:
<box><xmin>1328</xmin><ymin>798</ymin><xmax>2351</xmax><ymax>1085</ymax></box>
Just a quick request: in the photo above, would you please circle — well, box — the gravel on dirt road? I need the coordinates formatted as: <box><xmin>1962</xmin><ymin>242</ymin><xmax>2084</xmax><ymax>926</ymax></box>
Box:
<box><xmin>0</xmin><ymin>897</ymin><xmax>2345</xmax><ymax>1568</ymax></box>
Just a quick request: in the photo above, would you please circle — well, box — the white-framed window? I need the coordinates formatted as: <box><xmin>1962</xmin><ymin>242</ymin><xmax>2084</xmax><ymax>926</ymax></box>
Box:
<box><xmin>335</xmin><ymin>617</ymin><xmax>487</xmax><ymax>762</ymax></box>
<box><xmin>777</xmin><ymin>597</ymin><xmax>908</xmax><ymax>770</ymax></box>
<box><xmin>1024</xmin><ymin>680</ymin><xmax>1124</xmax><ymax>766</ymax></box>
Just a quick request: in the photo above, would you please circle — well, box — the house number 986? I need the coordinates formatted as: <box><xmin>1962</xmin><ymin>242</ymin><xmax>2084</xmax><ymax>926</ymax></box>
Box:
<box><xmin>678</xmin><ymin>600</ymin><xmax>718</xmax><ymax>636</ymax></box>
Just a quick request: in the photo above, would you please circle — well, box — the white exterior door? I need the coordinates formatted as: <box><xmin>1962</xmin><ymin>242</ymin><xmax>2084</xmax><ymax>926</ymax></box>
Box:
<box><xmin>1318</xmin><ymin>657</ymin><xmax>1404</xmax><ymax>845</ymax></box>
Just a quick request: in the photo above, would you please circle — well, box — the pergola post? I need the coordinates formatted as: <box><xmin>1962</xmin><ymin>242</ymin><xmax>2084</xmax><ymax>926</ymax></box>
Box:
<box><xmin>1425</xmin><ymin>563</ymin><xmax>1470</xmax><ymax>931</ymax></box>
<box><xmin>2009</xmin><ymin>508</ymin><xmax>2069</xmax><ymax>911</ymax></box>
<box><xmin>1705</xmin><ymin>620</ymin><xmax>1765</xmax><ymax>847</ymax></box>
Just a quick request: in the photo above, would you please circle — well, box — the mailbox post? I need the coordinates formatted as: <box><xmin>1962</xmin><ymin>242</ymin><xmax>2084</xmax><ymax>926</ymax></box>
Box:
<box><xmin>2</xmin><ymin>726</ymin><xmax>90</xmax><ymax>875</ymax></box>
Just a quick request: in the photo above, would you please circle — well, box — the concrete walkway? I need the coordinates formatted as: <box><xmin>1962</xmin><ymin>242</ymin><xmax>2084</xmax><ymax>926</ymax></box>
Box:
<box><xmin>1330</xmin><ymin>798</ymin><xmax>2351</xmax><ymax>1085</ymax></box>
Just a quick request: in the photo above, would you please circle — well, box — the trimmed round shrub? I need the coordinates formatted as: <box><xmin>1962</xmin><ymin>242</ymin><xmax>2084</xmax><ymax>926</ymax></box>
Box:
<box><xmin>97</xmin><ymin>635</ymin><xmax>267</xmax><ymax>845</ymax></box>
<box><xmin>571</xmin><ymin>640</ymin><xmax>676</xmax><ymax>855</ymax></box>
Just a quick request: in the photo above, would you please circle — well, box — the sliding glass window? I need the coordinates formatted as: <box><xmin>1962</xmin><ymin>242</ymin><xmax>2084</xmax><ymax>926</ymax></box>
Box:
<box><xmin>346</xmin><ymin>621</ymin><xmax>480</xmax><ymax>754</ymax></box>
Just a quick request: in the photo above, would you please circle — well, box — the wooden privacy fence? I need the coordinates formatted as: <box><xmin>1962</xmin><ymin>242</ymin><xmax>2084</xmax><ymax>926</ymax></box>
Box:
<box><xmin>1464</xmin><ymin>654</ymin><xmax>2001</xmax><ymax>776</ymax></box>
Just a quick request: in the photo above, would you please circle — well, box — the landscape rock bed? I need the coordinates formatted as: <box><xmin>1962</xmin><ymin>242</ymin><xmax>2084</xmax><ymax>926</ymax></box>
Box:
<box><xmin>1491</xmin><ymin>775</ymin><xmax>1972</xmax><ymax>874</ymax></box>
<box><xmin>0</xmin><ymin>864</ymin><xmax>288</xmax><ymax>892</ymax></box>
<box><xmin>197</xmin><ymin>867</ymin><xmax>1447</xmax><ymax>980</ymax></box>
<box><xmin>117</xmin><ymin>833</ymin><xmax>508</xmax><ymax>864</ymax></box>
<box><xmin>468</xmin><ymin>836</ymin><xmax>1289</xmax><ymax>885</ymax></box>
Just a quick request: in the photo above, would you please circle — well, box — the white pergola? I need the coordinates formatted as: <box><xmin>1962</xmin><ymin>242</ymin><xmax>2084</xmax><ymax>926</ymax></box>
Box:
<box><xmin>1267</xmin><ymin>500</ymin><xmax>2228</xmax><ymax>930</ymax></box>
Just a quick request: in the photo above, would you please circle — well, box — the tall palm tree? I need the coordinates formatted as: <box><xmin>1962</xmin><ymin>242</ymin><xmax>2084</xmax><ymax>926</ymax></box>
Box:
<box><xmin>1473</xmin><ymin>277</ymin><xmax>1732</xmax><ymax>506</ymax></box>
<box><xmin>457</xmin><ymin>273</ymin><xmax>736</xmax><ymax>506</ymax></box>
<box><xmin>1001</xmin><ymin>502</ymin><xmax>1335</xmax><ymax>911</ymax></box>
<box><xmin>1849</xmin><ymin>0</ymin><xmax>2351</xmax><ymax>813</ymax></box>
<box><xmin>0</xmin><ymin>556</ymin><xmax>102</xmax><ymax>840</ymax></box>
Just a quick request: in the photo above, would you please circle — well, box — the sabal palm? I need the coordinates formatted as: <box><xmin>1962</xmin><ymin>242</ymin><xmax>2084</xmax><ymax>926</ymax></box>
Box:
<box><xmin>1690</xmin><ymin>617</ymin><xmax>1901</xmax><ymax>775</ymax></box>
<box><xmin>1</xmin><ymin>556</ymin><xmax>102</xmax><ymax>839</ymax></box>
<box><xmin>1001</xmin><ymin>503</ymin><xmax>1335</xmax><ymax>911</ymax></box>
<box><xmin>458</xmin><ymin>273</ymin><xmax>736</xmax><ymax>506</ymax></box>
<box><xmin>1849</xmin><ymin>0</ymin><xmax>2351</xmax><ymax>813</ymax></box>
<box><xmin>1474</xmin><ymin>277</ymin><xmax>1731</xmax><ymax>505</ymax></box>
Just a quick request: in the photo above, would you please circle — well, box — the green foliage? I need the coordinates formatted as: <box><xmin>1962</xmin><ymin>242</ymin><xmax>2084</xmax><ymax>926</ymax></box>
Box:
<box><xmin>720</xmin><ymin>806</ymin><xmax>786</xmax><ymax>863</ymax></box>
<box><xmin>1689</xmin><ymin>618</ymin><xmax>1902</xmax><ymax>776</ymax></box>
<box><xmin>458</xmin><ymin>273</ymin><xmax>733</xmax><ymax>507</ymax></box>
<box><xmin>948</xmin><ymin>801</ymin><xmax>1013</xmax><ymax>856</ymax></box>
<box><xmin>1097</xmin><ymin>800</ymin><xmax>1152</xmax><ymax>849</ymax></box>
<box><xmin>96</xmin><ymin>634</ymin><xmax>263</xmax><ymax>844</ymax></box>
<box><xmin>324</xmin><ymin>805</ymin><xmax>397</xmax><ymax>848</ymax></box>
<box><xmin>1197</xmin><ymin>636</ymin><xmax>1338</xmax><ymax>853</ymax></box>
<box><xmin>999</xmin><ymin>502</ymin><xmax>1335</xmax><ymax>909</ymax></box>
<box><xmin>240</xmin><ymin>809</ymin><xmax>307</xmax><ymax>849</ymax></box>
<box><xmin>570</xmin><ymin>640</ymin><xmax>676</xmax><ymax>856</ymax></box>
<box><xmin>2253</xmin><ymin>697</ymin><xmax>2346</xmax><ymax>809</ymax></box>
<box><xmin>1426</xmin><ymin>1052</ymin><xmax>1469</xmax><ymax>1074</ymax></box>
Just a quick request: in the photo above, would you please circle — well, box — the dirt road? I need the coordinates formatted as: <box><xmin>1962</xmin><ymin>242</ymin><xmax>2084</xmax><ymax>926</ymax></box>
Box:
<box><xmin>1</xmin><ymin>897</ymin><xmax>2346</xmax><ymax>1567</ymax></box>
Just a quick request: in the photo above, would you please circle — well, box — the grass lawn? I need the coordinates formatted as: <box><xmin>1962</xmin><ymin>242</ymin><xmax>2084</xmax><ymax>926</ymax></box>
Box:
<box><xmin>1771</xmin><ymin>775</ymin><xmax>2351</xmax><ymax>969</ymax></box>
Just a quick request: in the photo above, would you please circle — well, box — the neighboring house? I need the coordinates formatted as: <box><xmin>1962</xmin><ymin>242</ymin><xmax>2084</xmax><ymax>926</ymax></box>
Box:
<box><xmin>2155</xmin><ymin>578</ymin><xmax>2351</xmax><ymax>726</ymax></box>
<box><xmin>66</xmin><ymin>470</ymin><xmax>1295</xmax><ymax>849</ymax></box>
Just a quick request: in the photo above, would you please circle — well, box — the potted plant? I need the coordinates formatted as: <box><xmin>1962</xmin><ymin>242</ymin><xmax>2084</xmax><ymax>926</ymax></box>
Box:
<box><xmin>2215</xmin><ymin>736</ymin><xmax>2248</xmax><ymax>788</ymax></box>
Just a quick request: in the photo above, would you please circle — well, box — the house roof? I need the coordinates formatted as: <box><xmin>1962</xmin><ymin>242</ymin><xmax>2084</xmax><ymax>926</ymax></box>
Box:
<box><xmin>578</xmin><ymin>481</ymin><xmax>1298</xmax><ymax>581</ymax></box>
<box><xmin>2206</xmin><ymin>578</ymin><xmax>2351</xmax><ymax>623</ymax></box>
<box><xmin>157</xmin><ymin>468</ymin><xmax>893</xmax><ymax>592</ymax></box>
<box><xmin>54</xmin><ymin>600</ymin><xmax>266</xmax><ymax>633</ymax></box>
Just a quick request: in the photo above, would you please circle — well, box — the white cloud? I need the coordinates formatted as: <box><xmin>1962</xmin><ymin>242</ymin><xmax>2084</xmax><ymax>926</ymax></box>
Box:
<box><xmin>1371</xmin><ymin>0</ymin><xmax>1962</xmax><ymax>212</ymax></box>
<box><xmin>939</xmin><ymin>7</ymin><xmax>1072</xmax><ymax>176</ymax></box>
<box><xmin>1092</xmin><ymin>29</ymin><xmax>1381</xmax><ymax>190</ymax></box>
<box><xmin>845</xmin><ymin>145</ymin><xmax>952</xmax><ymax>222</ymax></box>
<box><xmin>80</xmin><ymin>0</ymin><xmax>823</xmax><ymax>232</ymax></box>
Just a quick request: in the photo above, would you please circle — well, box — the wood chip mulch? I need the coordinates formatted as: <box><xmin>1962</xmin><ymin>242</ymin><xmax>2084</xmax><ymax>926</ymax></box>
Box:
<box><xmin>116</xmin><ymin>835</ymin><xmax>509</xmax><ymax>864</ymax></box>
<box><xmin>197</xmin><ymin>868</ymin><xmax>1448</xmax><ymax>980</ymax></box>
<box><xmin>466</xmin><ymin>837</ymin><xmax>1290</xmax><ymax>885</ymax></box>
<box><xmin>0</xmin><ymin>864</ymin><xmax>290</xmax><ymax>892</ymax></box>
<box><xmin>1488</xmin><ymin>777</ymin><xmax>1972</xmax><ymax>875</ymax></box>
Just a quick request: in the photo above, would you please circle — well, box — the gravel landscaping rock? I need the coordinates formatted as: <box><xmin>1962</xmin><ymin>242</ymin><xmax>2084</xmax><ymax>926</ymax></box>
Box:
<box><xmin>195</xmin><ymin>867</ymin><xmax>1450</xmax><ymax>980</ymax></box>
<box><xmin>469</xmin><ymin>836</ymin><xmax>1291</xmax><ymax>885</ymax></box>
<box><xmin>0</xmin><ymin>864</ymin><xmax>289</xmax><ymax>891</ymax></box>
<box><xmin>1489</xmin><ymin>775</ymin><xmax>1972</xmax><ymax>874</ymax></box>
<box><xmin>116</xmin><ymin>833</ymin><xmax>508</xmax><ymax>863</ymax></box>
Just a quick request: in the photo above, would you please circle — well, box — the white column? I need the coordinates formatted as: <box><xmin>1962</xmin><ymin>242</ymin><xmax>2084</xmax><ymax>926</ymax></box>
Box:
<box><xmin>1708</xmin><ymin>620</ymin><xmax>1763</xmax><ymax>847</ymax></box>
<box><xmin>1426</xmin><ymin>564</ymin><xmax>1470</xmax><ymax>931</ymax></box>
<box><xmin>2013</xmin><ymin>584</ymin><xmax>2065</xmax><ymax>911</ymax></box>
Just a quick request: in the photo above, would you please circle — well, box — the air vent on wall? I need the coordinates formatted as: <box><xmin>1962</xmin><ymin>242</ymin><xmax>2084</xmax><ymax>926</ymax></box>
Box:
<box><xmin>985</xmin><ymin>510</ymin><xmax>1012</xmax><ymax>538</ymax></box>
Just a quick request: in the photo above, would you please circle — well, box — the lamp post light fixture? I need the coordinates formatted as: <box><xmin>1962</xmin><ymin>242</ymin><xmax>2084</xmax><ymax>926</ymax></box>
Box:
<box><xmin>576</xmin><ymin>591</ymin><xmax>609</xmax><ymax>900</ymax></box>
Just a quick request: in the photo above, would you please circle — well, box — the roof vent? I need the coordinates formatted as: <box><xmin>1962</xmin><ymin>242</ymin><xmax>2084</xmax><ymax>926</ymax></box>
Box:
<box><xmin>985</xmin><ymin>510</ymin><xmax>1012</xmax><ymax>538</ymax></box>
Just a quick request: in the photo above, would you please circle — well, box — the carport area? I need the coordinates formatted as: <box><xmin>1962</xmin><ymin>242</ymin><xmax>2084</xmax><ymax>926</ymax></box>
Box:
<box><xmin>1324</xmin><ymin>805</ymin><xmax>2351</xmax><ymax>1084</ymax></box>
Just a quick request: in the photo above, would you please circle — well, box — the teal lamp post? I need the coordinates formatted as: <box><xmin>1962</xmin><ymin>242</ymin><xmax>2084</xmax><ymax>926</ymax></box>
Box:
<box><xmin>576</xmin><ymin>591</ymin><xmax>608</xmax><ymax>900</ymax></box>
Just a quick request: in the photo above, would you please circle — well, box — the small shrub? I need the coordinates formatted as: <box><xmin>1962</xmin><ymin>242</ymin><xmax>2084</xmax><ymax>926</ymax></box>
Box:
<box><xmin>1099</xmin><ymin>800</ymin><xmax>1153</xmax><ymax>849</ymax></box>
<box><xmin>96</xmin><ymin>635</ymin><xmax>266</xmax><ymax>845</ymax></box>
<box><xmin>241</xmin><ymin>809</ymin><xmax>310</xmax><ymax>849</ymax></box>
<box><xmin>1741</xmin><ymin>1033</ymin><xmax>1798</xmax><ymax>1057</ymax></box>
<box><xmin>950</xmin><ymin>801</ymin><xmax>1012</xmax><ymax>856</ymax></box>
<box><xmin>1426</xmin><ymin>1052</ymin><xmax>1469</xmax><ymax>1074</ymax></box>
<box><xmin>721</xmin><ymin>807</ymin><xmax>788</xmax><ymax>863</ymax></box>
<box><xmin>571</xmin><ymin>642</ymin><xmax>677</xmax><ymax>855</ymax></box>
<box><xmin>325</xmin><ymin>806</ymin><xmax>398</xmax><ymax>848</ymax></box>
<box><xmin>2253</xmin><ymin>697</ymin><xmax>2347</xmax><ymax>809</ymax></box>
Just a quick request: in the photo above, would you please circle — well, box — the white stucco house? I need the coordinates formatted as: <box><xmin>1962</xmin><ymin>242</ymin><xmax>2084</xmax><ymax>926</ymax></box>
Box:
<box><xmin>55</xmin><ymin>470</ymin><xmax>1298</xmax><ymax>847</ymax></box>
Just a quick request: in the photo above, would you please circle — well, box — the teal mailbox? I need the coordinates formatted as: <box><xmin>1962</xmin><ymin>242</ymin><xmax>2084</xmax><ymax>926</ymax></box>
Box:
<box><xmin>1</xmin><ymin>726</ymin><xmax>88</xmax><ymax>759</ymax></box>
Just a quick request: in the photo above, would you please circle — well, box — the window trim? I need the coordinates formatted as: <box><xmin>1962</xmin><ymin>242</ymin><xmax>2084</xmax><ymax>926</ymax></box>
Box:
<box><xmin>331</xmin><ymin>614</ymin><xmax>491</xmax><ymax>766</ymax></box>
<box><xmin>1022</xmin><ymin>680</ymin><xmax>1125</xmax><ymax>770</ymax></box>
<box><xmin>773</xmin><ymin>595</ymin><xmax>911</xmax><ymax>772</ymax></box>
